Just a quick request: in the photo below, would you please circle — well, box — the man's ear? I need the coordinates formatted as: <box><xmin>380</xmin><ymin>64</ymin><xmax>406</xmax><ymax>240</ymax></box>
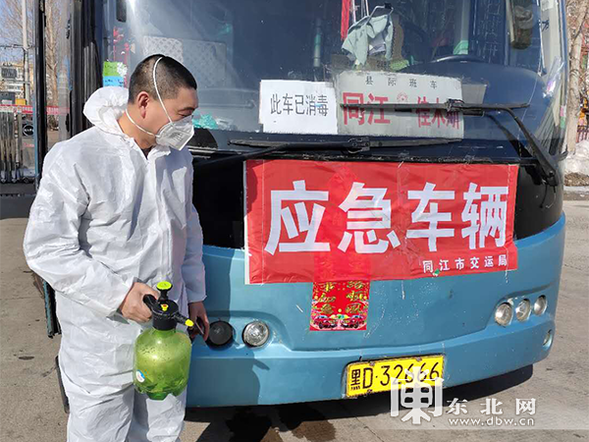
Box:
<box><xmin>135</xmin><ymin>91</ymin><xmax>151</xmax><ymax>119</ymax></box>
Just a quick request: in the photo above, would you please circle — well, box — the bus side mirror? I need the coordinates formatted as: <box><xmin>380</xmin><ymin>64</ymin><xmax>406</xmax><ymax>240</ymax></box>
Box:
<box><xmin>116</xmin><ymin>0</ymin><xmax>127</xmax><ymax>23</ymax></box>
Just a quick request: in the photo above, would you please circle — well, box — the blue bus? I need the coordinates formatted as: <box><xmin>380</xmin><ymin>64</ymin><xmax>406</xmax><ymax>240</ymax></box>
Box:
<box><xmin>34</xmin><ymin>0</ymin><xmax>567</xmax><ymax>408</ymax></box>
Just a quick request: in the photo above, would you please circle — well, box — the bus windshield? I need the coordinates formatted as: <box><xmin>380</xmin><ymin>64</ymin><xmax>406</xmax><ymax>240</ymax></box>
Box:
<box><xmin>102</xmin><ymin>0</ymin><xmax>566</xmax><ymax>152</ymax></box>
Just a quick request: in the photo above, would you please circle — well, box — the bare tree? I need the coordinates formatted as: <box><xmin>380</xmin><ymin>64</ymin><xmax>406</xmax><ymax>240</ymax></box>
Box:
<box><xmin>44</xmin><ymin>0</ymin><xmax>66</xmax><ymax>107</ymax></box>
<box><xmin>0</xmin><ymin>0</ymin><xmax>34</xmax><ymax>68</ymax></box>
<box><xmin>566</xmin><ymin>0</ymin><xmax>589</xmax><ymax>154</ymax></box>
<box><xmin>0</xmin><ymin>0</ymin><xmax>64</xmax><ymax>106</ymax></box>
<box><xmin>0</xmin><ymin>0</ymin><xmax>34</xmax><ymax>46</ymax></box>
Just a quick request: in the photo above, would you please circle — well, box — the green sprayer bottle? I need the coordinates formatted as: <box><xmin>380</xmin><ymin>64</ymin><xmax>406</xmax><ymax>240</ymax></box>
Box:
<box><xmin>133</xmin><ymin>281</ymin><xmax>195</xmax><ymax>400</ymax></box>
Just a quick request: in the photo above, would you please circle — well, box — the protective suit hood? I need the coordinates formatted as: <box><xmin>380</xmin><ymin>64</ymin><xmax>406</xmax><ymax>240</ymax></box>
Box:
<box><xmin>83</xmin><ymin>86</ymin><xmax>129</xmax><ymax>136</ymax></box>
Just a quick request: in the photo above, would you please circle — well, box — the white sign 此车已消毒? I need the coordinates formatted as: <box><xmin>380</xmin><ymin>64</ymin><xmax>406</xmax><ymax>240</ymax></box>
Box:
<box><xmin>334</xmin><ymin>71</ymin><xmax>464</xmax><ymax>139</ymax></box>
<box><xmin>259</xmin><ymin>80</ymin><xmax>338</xmax><ymax>135</ymax></box>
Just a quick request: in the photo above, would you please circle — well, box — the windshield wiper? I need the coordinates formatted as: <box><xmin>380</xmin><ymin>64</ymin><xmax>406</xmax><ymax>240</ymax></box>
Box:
<box><xmin>194</xmin><ymin>137</ymin><xmax>460</xmax><ymax>169</ymax></box>
<box><xmin>229</xmin><ymin>137</ymin><xmax>460</xmax><ymax>150</ymax></box>
<box><xmin>342</xmin><ymin>99</ymin><xmax>559</xmax><ymax>186</ymax></box>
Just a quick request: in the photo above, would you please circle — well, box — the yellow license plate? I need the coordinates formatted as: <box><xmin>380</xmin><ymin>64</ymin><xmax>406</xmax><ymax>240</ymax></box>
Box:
<box><xmin>345</xmin><ymin>355</ymin><xmax>444</xmax><ymax>397</ymax></box>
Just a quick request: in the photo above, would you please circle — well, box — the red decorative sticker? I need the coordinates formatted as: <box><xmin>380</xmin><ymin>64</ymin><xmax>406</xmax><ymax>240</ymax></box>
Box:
<box><xmin>310</xmin><ymin>281</ymin><xmax>370</xmax><ymax>331</ymax></box>
<box><xmin>245</xmin><ymin>160</ymin><xmax>519</xmax><ymax>284</ymax></box>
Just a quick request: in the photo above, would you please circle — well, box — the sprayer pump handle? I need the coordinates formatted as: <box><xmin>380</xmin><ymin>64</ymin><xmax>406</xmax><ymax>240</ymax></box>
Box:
<box><xmin>143</xmin><ymin>294</ymin><xmax>158</xmax><ymax>312</ymax></box>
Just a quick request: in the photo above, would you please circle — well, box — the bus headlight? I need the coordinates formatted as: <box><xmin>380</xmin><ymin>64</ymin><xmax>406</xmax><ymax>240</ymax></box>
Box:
<box><xmin>495</xmin><ymin>303</ymin><xmax>513</xmax><ymax>327</ymax></box>
<box><xmin>208</xmin><ymin>321</ymin><xmax>233</xmax><ymax>346</ymax></box>
<box><xmin>533</xmin><ymin>296</ymin><xmax>547</xmax><ymax>315</ymax></box>
<box><xmin>243</xmin><ymin>321</ymin><xmax>270</xmax><ymax>347</ymax></box>
<box><xmin>515</xmin><ymin>299</ymin><xmax>531</xmax><ymax>322</ymax></box>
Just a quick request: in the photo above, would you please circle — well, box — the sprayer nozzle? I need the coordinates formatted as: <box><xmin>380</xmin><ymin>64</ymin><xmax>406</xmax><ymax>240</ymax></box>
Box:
<box><xmin>156</xmin><ymin>281</ymin><xmax>173</xmax><ymax>291</ymax></box>
<box><xmin>185</xmin><ymin>319</ymin><xmax>195</xmax><ymax>327</ymax></box>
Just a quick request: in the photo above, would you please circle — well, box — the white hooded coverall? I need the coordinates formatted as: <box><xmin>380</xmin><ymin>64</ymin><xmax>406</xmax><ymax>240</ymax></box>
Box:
<box><xmin>23</xmin><ymin>86</ymin><xmax>206</xmax><ymax>442</ymax></box>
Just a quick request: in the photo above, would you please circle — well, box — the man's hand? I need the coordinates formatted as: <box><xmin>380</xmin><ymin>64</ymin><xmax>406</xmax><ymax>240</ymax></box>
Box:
<box><xmin>119</xmin><ymin>282</ymin><xmax>159</xmax><ymax>323</ymax></box>
<box><xmin>188</xmin><ymin>301</ymin><xmax>210</xmax><ymax>341</ymax></box>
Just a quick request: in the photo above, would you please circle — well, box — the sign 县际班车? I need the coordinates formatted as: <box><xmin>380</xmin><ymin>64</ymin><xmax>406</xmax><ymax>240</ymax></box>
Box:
<box><xmin>335</xmin><ymin>71</ymin><xmax>464</xmax><ymax>139</ymax></box>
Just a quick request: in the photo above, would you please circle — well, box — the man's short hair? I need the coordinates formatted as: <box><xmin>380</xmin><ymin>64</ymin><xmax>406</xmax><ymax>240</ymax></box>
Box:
<box><xmin>128</xmin><ymin>55</ymin><xmax>197</xmax><ymax>104</ymax></box>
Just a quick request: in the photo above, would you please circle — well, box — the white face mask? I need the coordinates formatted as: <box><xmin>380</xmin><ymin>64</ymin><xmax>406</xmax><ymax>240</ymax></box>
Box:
<box><xmin>126</xmin><ymin>57</ymin><xmax>195</xmax><ymax>150</ymax></box>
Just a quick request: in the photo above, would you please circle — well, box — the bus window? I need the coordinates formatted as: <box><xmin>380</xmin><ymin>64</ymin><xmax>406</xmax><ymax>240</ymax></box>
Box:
<box><xmin>100</xmin><ymin>0</ymin><xmax>564</xmax><ymax>138</ymax></box>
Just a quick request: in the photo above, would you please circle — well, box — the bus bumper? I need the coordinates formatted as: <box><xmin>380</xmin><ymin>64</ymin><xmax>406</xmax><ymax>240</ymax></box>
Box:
<box><xmin>187</xmin><ymin>315</ymin><xmax>553</xmax><ymax>407</ymax></box>
<box><xmin>186</xmin><ymin>215</ymin><xmax>564</xmax><ymax>408</ymax></box>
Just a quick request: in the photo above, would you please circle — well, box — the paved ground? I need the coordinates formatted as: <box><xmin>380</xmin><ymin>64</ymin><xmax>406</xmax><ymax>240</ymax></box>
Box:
<box><xmin>0</xmin><ymin>197</ymin><xmax>587</xmax><ymax>442</ymax></box>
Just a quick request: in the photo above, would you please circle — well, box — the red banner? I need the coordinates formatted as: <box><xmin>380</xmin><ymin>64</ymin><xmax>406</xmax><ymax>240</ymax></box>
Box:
<box><xmin>0</xmin><ymin>104</ymin><xmax>68</xmax><ymax>115</ymax></box>
<box><xmin>245</xmin><ymin>160</ymin><xmax>519</xmax><ymax>284</ymax></box>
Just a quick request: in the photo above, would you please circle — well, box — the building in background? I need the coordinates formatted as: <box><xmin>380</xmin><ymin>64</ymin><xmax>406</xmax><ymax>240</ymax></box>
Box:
<box><xmin>0</xmin><ymin>62</ymin><xmax>25</xmax><ymax>104</ymax></box>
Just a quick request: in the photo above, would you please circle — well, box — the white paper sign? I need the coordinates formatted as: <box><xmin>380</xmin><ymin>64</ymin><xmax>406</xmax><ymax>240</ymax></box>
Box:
<box><xmin>334</xmin><ymin>71</ymin><xmax>464</xmax><ymax>139</ymax></box>
<box><xmin>259</xmin><ymin>80</ymin><xmax>338</xmax><ymax>135</ymax></box>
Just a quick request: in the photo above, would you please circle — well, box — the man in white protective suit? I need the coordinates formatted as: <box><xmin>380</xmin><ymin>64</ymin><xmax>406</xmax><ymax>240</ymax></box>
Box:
<box><xmin>23</xmin><ymin>54</ymin><xmax>210</xmax><ymax>442</ymax></box>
